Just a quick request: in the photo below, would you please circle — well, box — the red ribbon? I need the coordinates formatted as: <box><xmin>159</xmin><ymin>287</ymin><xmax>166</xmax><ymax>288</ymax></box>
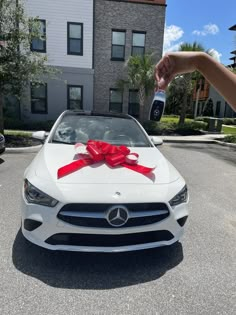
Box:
<box><xmin>57</xmin><ymin>140</ymin><xmax>155</xmax><ymax>179</ymax></box>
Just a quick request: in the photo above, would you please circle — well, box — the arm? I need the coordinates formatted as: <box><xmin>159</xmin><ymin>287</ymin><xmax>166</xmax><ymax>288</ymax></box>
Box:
<box><xmin>155</xmin><ymin>52</ymin><xmax>236</xmax><ymax>112</ymax></box>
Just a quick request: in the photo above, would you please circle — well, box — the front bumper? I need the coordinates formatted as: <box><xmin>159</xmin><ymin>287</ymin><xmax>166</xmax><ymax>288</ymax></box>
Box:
<box><xmin>21</xmin><ymin>194</ymin><xmax>188</xmax><ymax>253</ymax></box>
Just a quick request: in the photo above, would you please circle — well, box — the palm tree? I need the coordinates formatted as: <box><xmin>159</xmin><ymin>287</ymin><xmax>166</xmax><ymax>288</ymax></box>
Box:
<box><xmin>117</xmin><ymin>53</ymin><xmax>155</xmax><ymax>123</ymax></box>
<box><xmin>177</xmin><ymin>42</ymin><xmax>206</xmax><ymax>125</ymax></box>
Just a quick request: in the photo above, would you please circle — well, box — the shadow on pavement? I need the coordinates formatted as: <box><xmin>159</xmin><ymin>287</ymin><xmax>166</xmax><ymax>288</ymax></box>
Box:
<box><xmin>12</xmin><ymin>229</ymin><xmax>183</xmax><ymax>289</ymax></box>
<box><xmin>170</xmin><ymin>143</ymin><xmax>236</xmax><ymax>166</ymax></box>
<box><xmin>0</xmin><ymin>158</ymin><xmax>5</xmax><ymax>165</ymax></box>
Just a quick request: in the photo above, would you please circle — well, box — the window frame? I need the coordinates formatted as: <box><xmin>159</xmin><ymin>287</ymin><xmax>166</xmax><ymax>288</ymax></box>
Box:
<box><xmin>30</xmin><ymin>19</ymin><xmax>46</xmax><ymax>53</ymax></box>
<box><xmin>128</xmin><ymin>89</ymin><xmax>140</xmax><ymax>118</ymax></box>
<box><xmin>109</xmin><ymin>88</ymin><xmax>123</xmax><ymax>113</ymax></box>
<box><xmin>31</xmin><ymin>83</ymin><xmax>48</xmax><ymax>114</ymax></box>
<box><xmin>111</xmin><ymin>29</ymin><xmax>126</xmax><ymax>61</ymax></box>
<box><xmin>131</xmin><ymin>31</ymin><xmax>146</xmax><ymax>57</ymax></box>
<box><xmin>67</xmin><ymin>22</ymin><xmax>83</xmax><ymax>56</ymax></box>
<box><xmin>67</xmin><ymin>85</ymin><xmax>83</xmax><ymax>110</ymax></box>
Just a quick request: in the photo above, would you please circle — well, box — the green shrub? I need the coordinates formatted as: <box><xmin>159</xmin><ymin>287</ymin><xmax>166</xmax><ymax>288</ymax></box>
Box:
<box><xmin>143</xmin><ymin>120</ymin><xmax>207</xmax><ymax>136</ymax></box>
<box><xmin>224</xmin><ymin>135</ymin><xmax>236</xmax><ymax>143</ymax></box>
<box><xmin>162</xmin><ymin>115</ymin><xmax>179</xmax><ymax>119</ymax></box>
<box><xmin>175</xmin><ymin>121</ymin><xmax>208</xmax><ymax>135</ymax></box>
<box><xmin>223</xmin><ymin>118</ymin><xmax>236</xmax><ymax>125</ymax></box>
<box><xmin>143</xmin><ymin>121</ymin><xmax>176</xmax><ymax>135</ymax></box>
<box><xmin>186</xmin><ymin>114</ymin><xmax>194</xmax><ymax>119</ymax></box>
<box><xmin>4</xmin><ymin>118</ymin><xmax>55</xmax><ymax>131</ymax></box>
<box><xmin>4</xmin><ymin>118</ymin><xmax>25</xmax><ymax>130</ymax></box>
<box><xmin>195</xmin><ymin>116</ymin><xmax>211</xmax><ymax>123</ymax></box>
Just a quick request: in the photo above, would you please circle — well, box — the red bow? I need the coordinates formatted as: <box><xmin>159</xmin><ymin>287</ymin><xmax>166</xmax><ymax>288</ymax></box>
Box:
<box><xmin>57</xmin><ymin>140</ymin><xmax>155</xmax><ymax>179</ymax></box>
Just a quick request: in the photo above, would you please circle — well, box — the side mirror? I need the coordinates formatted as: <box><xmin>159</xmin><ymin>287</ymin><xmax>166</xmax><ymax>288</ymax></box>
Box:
<box><xmin>149</xmin><ymin>136</ymin><xmax>163</xmax><ymax>146</ymax></box>
<box><xmin>32</xmin><ymin>131</ymin><xmax>48</xmax><ymax>142</ymax></box>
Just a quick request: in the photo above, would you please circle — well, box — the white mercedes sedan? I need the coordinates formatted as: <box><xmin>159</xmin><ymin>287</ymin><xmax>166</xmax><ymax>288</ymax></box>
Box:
<box><xmin>21</xmin><ymin>111</ymin><xmax>189</xmax><ymax>252</ymax></box>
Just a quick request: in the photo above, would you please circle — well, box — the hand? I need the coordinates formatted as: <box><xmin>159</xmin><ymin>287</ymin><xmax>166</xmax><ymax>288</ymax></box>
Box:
<box><xmin>154</xmin><ymin>52</ymin><xmax>202</xmax><ymax>90</ymax></box>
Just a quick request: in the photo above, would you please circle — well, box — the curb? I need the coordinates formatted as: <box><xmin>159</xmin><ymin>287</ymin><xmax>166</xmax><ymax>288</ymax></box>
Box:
<box><xmin>213</xmin><ymin>140</ymin><xmax>236</xmax><ymax>149</ymax></box>
<box><xmin>162</xmin><ymin>139</ymin><xmax>216</xmax><ymax>144</ymax></box>
<box><xmin>5</xmin><ymin>145</ymin><xmax>43</xmax><ymax>153</ymax></box>
<box><xmin>163</xmin><ymin>139</ymin><xmax>236</xmax><ymax>149</ymax></box>
<box><xmin>4</xmin><ymin>140</ymin><xmax>236</xmax><ymax>153</ymax></box>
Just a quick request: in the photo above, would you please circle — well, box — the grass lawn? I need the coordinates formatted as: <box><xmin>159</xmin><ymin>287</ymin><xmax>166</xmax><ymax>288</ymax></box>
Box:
<box><xmin>4</xmin><ymin>130</ymin><xmax>33</xmax><ymax>137</ymax></box>
<box><xmin>222</xmin><ymin>126</ymin><xmax>236</xmax><ymax>135</ymax></box>
<box><xmin>161</xmin><ymin>116</ymin><xmax>193</xmax><ymax>123</ymax></box>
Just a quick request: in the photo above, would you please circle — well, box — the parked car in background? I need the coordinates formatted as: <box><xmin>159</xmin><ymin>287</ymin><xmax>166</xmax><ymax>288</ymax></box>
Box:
<box><xmin>21</xmin><ymin>111</ymin><xmax>189</xmax><ymax>252</ymax></box>
<box><xmin>0</xmin><ymin>133</ymin><xmax>5</xmax><ymax>155</ymax></box>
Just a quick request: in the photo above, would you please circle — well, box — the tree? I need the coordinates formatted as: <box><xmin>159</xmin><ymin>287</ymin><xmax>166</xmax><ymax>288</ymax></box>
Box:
<box><xmin>177</xmin><ymin>42</ymin><xmax>207</xmax><ymax>125</ymax></box>
<box><xmin>166</xmin><ymin>75</ymin><xmax>188</xmax><ymax>115</ymax></box>
<box><xmin>117</xmin><ymin>53</ymin><xmax>156</xmax><ymax>123</ymax></box>
<box><xmin>0</xmin><ymin>0</ymin><xmax>57</xmax><ymax>133</ymax></box>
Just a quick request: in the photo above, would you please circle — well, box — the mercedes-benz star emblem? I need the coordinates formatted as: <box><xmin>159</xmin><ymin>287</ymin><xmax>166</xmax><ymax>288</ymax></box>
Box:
<box><xmin>107</xmin><ymin>206</ymin><xmax>129</xmax><ymax>227</ymax></box>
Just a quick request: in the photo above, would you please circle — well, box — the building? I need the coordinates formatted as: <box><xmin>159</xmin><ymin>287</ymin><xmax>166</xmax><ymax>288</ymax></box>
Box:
<box><xmin>192</xmin><ymin>79</ymin><xmax>235</xmax><ymax>118</ymax></box>
<box><xmin>192</xmin><ymin>24</ymin><xmax>236</xmax><ymax>118</ymax></box>
<box><xmin>94</xmin><ymin>0</ymin><xmax>166</xmax><ymax>119</ymax></box>
<box><xmin>7</xmin><ymin>0</ymin><xmax>165</xmax><ymax>122</ymax></box>
<box><xmin>229</xmin><ymin>24</ymin><xmax>236</xmax><ymax>68</ymax></box>
<box><xmin>22</xmin><ymin>0</ymin><xmax>94</xmax><ymax>122</ymax></box>
<box><xmin>209</xmin><ymin>23</ymin><xmax>236</xmax><ymax>118</ymax></box>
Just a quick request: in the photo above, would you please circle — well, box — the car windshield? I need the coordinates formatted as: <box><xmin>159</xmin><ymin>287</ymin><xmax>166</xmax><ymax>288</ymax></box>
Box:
<box><xmin>51</xmin><ymin>114</ymin><xmax>152</xmax><ymax>147</ymax></box>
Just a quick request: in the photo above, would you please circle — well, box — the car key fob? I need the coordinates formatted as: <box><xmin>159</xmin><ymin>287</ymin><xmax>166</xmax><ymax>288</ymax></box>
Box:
<box><xmin>149</xmin><ymin>90</ymin><xmax>166</xmax><ymax>121</ymax></box>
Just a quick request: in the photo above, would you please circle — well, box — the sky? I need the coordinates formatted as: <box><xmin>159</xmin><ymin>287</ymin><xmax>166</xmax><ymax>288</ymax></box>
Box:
<box><xmin>164</xmin><ymin>0</ymin><xmax>236</xmax><ymax>65</ymax></box>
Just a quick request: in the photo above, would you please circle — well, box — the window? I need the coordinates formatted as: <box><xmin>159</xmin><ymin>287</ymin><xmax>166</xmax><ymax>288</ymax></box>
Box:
<box><xmin>216</xmin><ymin>101</ymin><xmax>221</xmax><ymax>117</ymax></box>
<box><xmin>67</xmin><ymin>85</ymin><xmax>83</xmax><ymax>110</ymax></box>
<box><xmin>31</xmin><ymin>19</ymin><xmax>46</xmax><ymax>53</ymax></box>
<box><xmin>109</xmin><ymin>89</ymin><xmax>123</xmax><ymax>113</ymax></box>
<box><xmin>67</xmin><ymin>22</ymin><xmax>83</xmax><ymax>55</ymax></box>
<box><xmin>31</xmin><ymin>84</ymin><xmax>47</xmax><ymax>114</ymax></box>
<box><xmin>132</xmin><ymin>31</ymin><xmax>146</xmax><ymax>56</ymax></box>
<box><xmin>111</xmin><ymin>30</ymin><xmax>126</xmax><ymax>60</ymax></box>
<box><xmin>201</xmin><ymin>78</ymin><xmax>205</xmax><ymax>91</ymax></box>
<box><xmin>128</xmin><ymin>90</ymin><xmax>140</xmax><ymax>118</ymax></box>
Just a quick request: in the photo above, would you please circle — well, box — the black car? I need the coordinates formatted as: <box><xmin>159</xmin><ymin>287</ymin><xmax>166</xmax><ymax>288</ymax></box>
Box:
<box><xmin>0</xmin><ymin>133</ymin><xmax>5</xmax><ymax>154</ymax></box>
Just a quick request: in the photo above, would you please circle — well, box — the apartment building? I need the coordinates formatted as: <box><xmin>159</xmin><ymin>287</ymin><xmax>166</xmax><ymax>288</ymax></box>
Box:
<box><xmin>23</xmin><ymin>0</ymin><xmax>94</xmax><ymax>121</ymax></box>
<box><xmin>192</xmin><ymin>24</ymin><xmax>236</xmax><ymax>118</ymax></box>
<box><xmin>94</xmin><ymin>0</ymin><xmax>166</xmax><ymax>120</ymax></box>
<box><xmin>10</xmin><ymin>0</ymin><xmax>166</xmax><ymax>121</ymax></box>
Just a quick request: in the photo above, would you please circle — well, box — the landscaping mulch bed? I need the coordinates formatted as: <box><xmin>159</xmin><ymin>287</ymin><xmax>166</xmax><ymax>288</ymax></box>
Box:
<box><xmin>5</xmin><ymin>135</ymin><xmax>42</xmax><ymax>148</ymax></box>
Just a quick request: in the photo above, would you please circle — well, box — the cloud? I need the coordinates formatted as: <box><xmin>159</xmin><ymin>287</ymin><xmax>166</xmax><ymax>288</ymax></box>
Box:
<box><xmin>208</xmin><ymin>48</ymin><xmax>222</xmax><ymax>62</ymax></box>
<box><xmin>163</xmin><ymin>25</ymin><xmax>184</xmax><ymax>53</ymax></box>
<box><xmin>192</xmin><ymin>23</ymin><xmax>219</xmax><ymax>36</ymax></box>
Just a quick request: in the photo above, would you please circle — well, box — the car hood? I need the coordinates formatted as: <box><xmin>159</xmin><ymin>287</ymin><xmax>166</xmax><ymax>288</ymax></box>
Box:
<box><xmin>31</xmin><ymin>144</ymin><xmax>180</xmax><ymax>185</ymax></box>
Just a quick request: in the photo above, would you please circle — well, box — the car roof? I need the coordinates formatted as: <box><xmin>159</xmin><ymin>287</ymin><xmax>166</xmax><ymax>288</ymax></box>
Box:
<box><xmin>63</xmin><ymin>110</ymin><xmax>133</xmax><ymax>120</ymax></box>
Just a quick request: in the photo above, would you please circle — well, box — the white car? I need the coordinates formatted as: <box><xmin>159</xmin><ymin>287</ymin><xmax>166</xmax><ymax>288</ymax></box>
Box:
<box><xmin>21</xmin><ymin>111</ymin><xmax>189</xmax><ymax>252</ymax></box>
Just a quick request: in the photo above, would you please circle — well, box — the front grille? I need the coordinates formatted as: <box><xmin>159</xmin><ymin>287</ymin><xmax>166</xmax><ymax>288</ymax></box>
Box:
<box><xmin>57</xmin><ymin>203</ymin><xmax>170</xmax><ymax>228</ymax></box>
<box><xmin>60</xmin><ymin>203</ymin><xmax>169</xmax><ymax>213</ymax></box>
<box><xmin>45</xmin><ymin>230</ymin><xmax>174</xmax><ymax>247</ymax></box>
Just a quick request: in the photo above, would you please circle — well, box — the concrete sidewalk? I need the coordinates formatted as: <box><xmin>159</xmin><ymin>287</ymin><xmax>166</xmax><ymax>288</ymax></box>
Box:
<box><xmin>160</xmin><ymin>134</ymin><xmax>226</xmax><ymax>143</ymax></box>
<box><xmin>158</xmin><ymin>134</ymin><xmax>236</xmax><ymax>149</ymax></box>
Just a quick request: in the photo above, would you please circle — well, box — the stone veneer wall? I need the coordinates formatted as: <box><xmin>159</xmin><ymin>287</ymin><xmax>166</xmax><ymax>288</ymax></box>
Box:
<box><xmin>94</xmin><ymin>0</ymin><xmax>166</xmax><ymax>118</ymax></box>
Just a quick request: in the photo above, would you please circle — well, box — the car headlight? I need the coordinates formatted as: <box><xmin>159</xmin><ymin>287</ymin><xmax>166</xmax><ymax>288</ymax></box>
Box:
<box><xmin>24</xmin><ymin>179</ymin><xmax>58</xmax><ymax>207</ymax></box>
<box><xmin>169</xmin><ymin>185</ymin><xmax>188</xmax><ymax>207</ymax></box>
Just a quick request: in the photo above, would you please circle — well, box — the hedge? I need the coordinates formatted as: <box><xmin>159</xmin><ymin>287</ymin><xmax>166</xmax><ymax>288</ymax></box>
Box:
<box><xmin>196</xmin><ymin>116</ymin><xmax>236</xmax><ymax>126</ymax></box>
<box><xmin>4</xmin><ymin>118</ymin><xmax>55</xmax><ymax>131</ymax></box>
<box><xmin>224</xmin><ymin>135</ymin><xmax>236</xmax><ymax>143</ymax></box>
<box><xmin>143</xmin><ymin>120</ymin><xmax>207</xmax><ymax>136</ymax></box>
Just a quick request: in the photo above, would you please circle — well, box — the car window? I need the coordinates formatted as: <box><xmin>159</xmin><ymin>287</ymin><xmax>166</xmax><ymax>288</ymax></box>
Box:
<box><xmin>51</xmin><ymin>114</ymin><xmax>151</xmax><ymax>147</ymax></box>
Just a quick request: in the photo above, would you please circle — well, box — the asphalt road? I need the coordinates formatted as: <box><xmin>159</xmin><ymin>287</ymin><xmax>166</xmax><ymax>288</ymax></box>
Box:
<box><xmin>0</xmin><ymin>144</ymin><xmax>235</xmax><ymax>315</ymax></box>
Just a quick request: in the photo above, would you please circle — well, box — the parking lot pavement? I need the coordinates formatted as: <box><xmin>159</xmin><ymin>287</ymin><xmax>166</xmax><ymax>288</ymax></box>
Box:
<box><xmin>0</xmin><ymin>144</ymin><xmax>236</xmax><ymax>315</ymax></box>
